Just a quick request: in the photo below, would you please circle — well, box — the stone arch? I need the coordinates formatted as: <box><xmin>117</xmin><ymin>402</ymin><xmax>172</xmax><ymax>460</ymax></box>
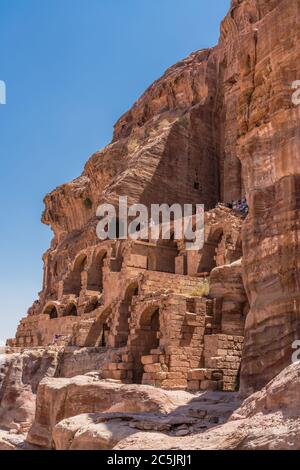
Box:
<box><xmin>74</xmin><ymin>252</ymin><xmax>88</xmax><ymax>270</ymax></box>
<box><xmin>115</xmin><ymin>281</ymin><xmax>139</xmax><ymax>347</ymax></box>
<box><xmin>84</xmin><ymin>307</ymin><xmax>112</xmax><ymax>347</ymax></box>
<box><xmin>84</xmin><ymin>297</ymin><xmax>101</xmax><ymax>313</ymax></box>
<box><xmin>43</xmin><ymin>302</ymin><xmax>59</xmax><ymax>319</ymax></box>
<box><xmin>197</xmin><ymin>228</ymin><xmax>224</xmax><ymax>274</ymax></box>
<box><xmin>63</xmin><ymin>252</ymin><xmax>87</xmax><ymax>296</ymax></box>
<box><xmin>130</xmin><ymin>305</ymin><xmax>160</xmax><ymax>383</ymax></box>
<box><xmin>98</xmin><ymin>308</ymin><xmax>112</xmax><ymax>347</ymax></box>
<box><xmin>64</xmin><ymin>303</ymin><xmax>78</xmax><ymax>317</ymax></box>
<box><xmin>87</xmin><ymin>250</ymin><xmax>107</xmax><ymax>291</ymax></box>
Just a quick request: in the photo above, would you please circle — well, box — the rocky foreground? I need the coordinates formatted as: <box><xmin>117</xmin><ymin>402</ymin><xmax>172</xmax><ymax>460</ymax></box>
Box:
<box><xmin>0</xmin><ymin>348</ymin><xmax>300</xmax><ymax>450</ymax></box>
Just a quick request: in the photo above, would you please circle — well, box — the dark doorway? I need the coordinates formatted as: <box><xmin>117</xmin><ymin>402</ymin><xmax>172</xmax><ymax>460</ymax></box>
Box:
<box><xmin>115</xmin><ymin>282</ymin><xmax>139</xmax><ymax>347</ymax></box>
<box><xmin>48</xmin><ymin>306</ymin><xmax>58</xmax><ymax>319</ymax></box>
<box><xmin>87</xmin><ymin>251</ymin><xmax>107</xmax><ymax>292</ymax></box>
<box><xmin>64</xmin><ymin>304</ymin><xmax>78</xmax><ymax>317</ymax></box>
<box><xmin>130</xmin><ymin>307</ymin><xmax>160</xmax><ymax>383</ymax></box>
<box><xmin>63</xmin><ymin>254</ymin><xmax>87</xmax><ymax>296</ymax></box>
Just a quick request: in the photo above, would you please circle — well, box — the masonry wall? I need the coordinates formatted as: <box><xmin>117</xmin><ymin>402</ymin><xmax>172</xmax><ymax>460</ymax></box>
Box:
<box><xmin>9</xmin><ymin>208</ymin><xmax>246</xmax><ymax>393</ymax></box>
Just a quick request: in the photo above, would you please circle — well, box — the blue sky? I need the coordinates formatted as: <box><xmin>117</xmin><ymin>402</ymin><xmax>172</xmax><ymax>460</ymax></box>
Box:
<box><xmin>0</xmin><ymin>0</ymin><xmax>230</xmax><ymax>342</ymax></box>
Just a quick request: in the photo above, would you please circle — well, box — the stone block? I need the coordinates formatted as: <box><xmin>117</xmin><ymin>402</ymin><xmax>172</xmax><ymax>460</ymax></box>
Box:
<box><xmin>185</xmin><ymin>313</ymin><xmax>199</xmax><ymax>326</ymax></box>
<box><xmin>117</xmin><ymin>362</ymin><xmax>133</xmax><ymax>370</ymax></box>
<box><xmin>144</xmin><ymin>363</ymin><xmax>162</xmax><ymax>373</ymax></box>
<box><xmin>122</xmin><ymin>353</ymin><xmax>133</xmax><ymax>362</ymax></box>
<box><xmin>155</xmin><ymin>372</ymin><xmax>168</xmax><ymax>380</ymax></box>
<box><xmin>107</xmin><ymin>363</ymin><xmax>118</xmax><ymax>371</ymax></box>
<box><xmin>167</xmin><ymin>371</ymin><xmax>185</xmax><ymax>379</ymax></box>
<box><xmin>109</xmin><ymin>370</ymin><xmax>127</xmax><ymax>380</ymax></box>
<box><xmin>161</xmin><ymin>379</ymin><xmax>187</xmax><ymax>389</ymax></box>
<box><xmin>127</xmin><ymin>254</ymin><xmax>148</xmax><ymax>269</ymax></box>
<box><xmin>141</xmin><ymin>355</ymin><xmax>159</xmax><ymax>365</ymax></box>
<box><xmin>187</xmin><ymin>368</ymin><xmax>206</xmax><ymax>380</ymax></box>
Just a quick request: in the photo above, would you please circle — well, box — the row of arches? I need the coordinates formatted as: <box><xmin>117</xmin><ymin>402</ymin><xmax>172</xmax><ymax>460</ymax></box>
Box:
<box><xmin>98</xmin><ymin>296</ymin><xmax>161</xmax><ymax>384</ymax></box>
<box><xmin>82</xmin><ymin>278</ymin><xmax>161</xmax><ymax>384</ymax></box>
<box><xmin>63</xmin><ymin>251</ymin><xmax>107</xmax><ymax>297</ymax></box>
<box><xmin>62</xmin><ymin>242</ymin><xmax>178</xmax><ymax>300</ymax></box>
<box><xmin>82</xmin><ymin>281</ymin><xmax>140</xmax><ymax>348</ymax></box>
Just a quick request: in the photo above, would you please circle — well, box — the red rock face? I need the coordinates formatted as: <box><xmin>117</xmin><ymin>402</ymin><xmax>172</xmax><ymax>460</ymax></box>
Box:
<box><xmin>42</xmin><ymin>49</ymin><xmax>222</xmax><ymax>241</ymax></box>
<box><xmin>236</xmin><ymin>0</ymin><xmax>300</xmax><ymax>393</ymax></box>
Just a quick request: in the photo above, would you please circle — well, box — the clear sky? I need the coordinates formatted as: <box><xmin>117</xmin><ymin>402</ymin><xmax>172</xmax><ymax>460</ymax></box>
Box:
<box><xmin>0</xmin><ymin>0</ymin><xmax>230</xmax><ymax>342</ymax></box>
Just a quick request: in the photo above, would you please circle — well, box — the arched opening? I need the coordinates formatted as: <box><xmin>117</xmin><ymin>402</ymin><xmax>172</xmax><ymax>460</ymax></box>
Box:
<box><xmin>130</xmin><ymin>306</ymin><xmax>160</xmax><ymax>384</ymax></box>
<box><xmin>44</xmin><ymin>304</ymin><xmax>59</xmax><ymax>319</ymax></box>
<box><xmin>87</xmin><ymin>251</ymin><xmax>107</xmax><ymax>292</ymax></box>
<box><xmin>197</xmin><ymin>229</ymin><xmax>223</xmax><ymax>274</ymax></box>
<box><xmin>84</xmin><ymin>297</ymin><xmax>101</xmax><ymax>313</ymax></box>
<box><xmin>115</xmin><ymin>282</ymin><xmax>139</xmax><ymax>347</ymax></box>
<box><xmin>64</xmin><ymin>304</ymin><xmax>78</xmax><ymax>317</ymax></box>
<box><xmin>83</xmin><ymin>308</ymin><xmax>112</xmax><ymax>347</ymax></box>
<box><xmin>63</xmin><ymin>254</ymin><xmax>87</xmax><ymax>296</ymax></box>
<box><xmin>101</xmin><ymin>322</ymin><xmax>110</xmax><ymax>347</ymax></box>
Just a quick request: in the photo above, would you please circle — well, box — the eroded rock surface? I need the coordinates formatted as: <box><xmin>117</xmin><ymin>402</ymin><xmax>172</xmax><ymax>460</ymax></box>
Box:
<box><xmin>0</xmin><ymin>350</ymin><xmax>60</xmax><ymax>432</ymax></box>
<box><xmin>29</xmin><ymin>375</ymin><xmax>240</xmax><ymax>449</ymax></box>
<box><xmin>116</xmin><ymin>362</ymin><xmax>300</xmax><ymax>450</ymax></box>
<box><xmin>0</xmin><ymin>347</ymin><xmax>115</xmax><ymax>434</ymax></box>
<box><xmin>27</xmin><ymin>376</ymin><xmax>193</xmax><ymax>448</ymax></box>
<box><xmin>236</xmin><ymin>0</ymin><xmax>300</xmax><ymax>394</ymax></box>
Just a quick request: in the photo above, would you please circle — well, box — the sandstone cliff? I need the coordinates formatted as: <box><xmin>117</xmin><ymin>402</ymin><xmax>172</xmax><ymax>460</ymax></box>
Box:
<box><xmin>2</xmin><ymin>0</ymin><xmax>300</xmax><ymax>451</ymax></box>
<box><xmin>235</xmin><ymin>0</ymin><xmax>300</xmax><ymax>393</ymax></box>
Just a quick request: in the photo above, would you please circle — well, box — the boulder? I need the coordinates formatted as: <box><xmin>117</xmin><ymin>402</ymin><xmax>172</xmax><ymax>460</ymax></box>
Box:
<box><xmin>27</xmin><ymin>376</ymin><xmax>191</xmax><ymax>448</ymax></box>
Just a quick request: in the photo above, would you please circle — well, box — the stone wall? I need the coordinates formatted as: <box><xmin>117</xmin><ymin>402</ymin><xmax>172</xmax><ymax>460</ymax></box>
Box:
<box><xmin>9</xmin><ymin>203</ymin><xmax>247</xmax><ymax>392</ymax></box>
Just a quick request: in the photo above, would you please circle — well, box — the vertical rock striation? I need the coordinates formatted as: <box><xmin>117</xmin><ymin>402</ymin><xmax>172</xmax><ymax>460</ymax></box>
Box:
<box><xmin>235</xmin><ymin>0</ymin><xmax>300</xmax><ymax>393</ymax></box>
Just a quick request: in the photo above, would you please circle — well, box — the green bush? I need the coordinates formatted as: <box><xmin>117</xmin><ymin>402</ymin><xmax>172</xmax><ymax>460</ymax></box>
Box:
<box><xmin>83</xmin><ymin>197</ymin><xmax>93</xmax><ymax>209</ymax></box>
<box><xmin>190</xmin><ymin>280</ymin><xmax>210</xmax><ymax>297</ymax></box>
